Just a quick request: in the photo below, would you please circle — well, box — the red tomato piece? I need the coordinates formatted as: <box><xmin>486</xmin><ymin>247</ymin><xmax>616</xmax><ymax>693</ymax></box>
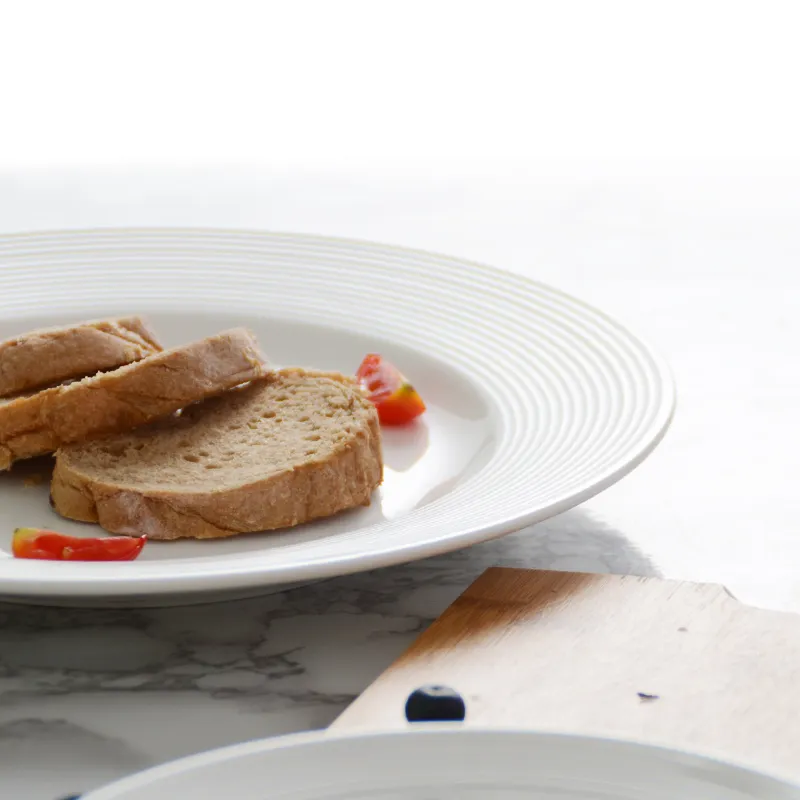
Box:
<box><xmin>356</xmin><ymin>354</ymin><xmax>426</xmax><ymax>425</ymax></box>
<box><xmin>12</xmin><ymin>528</ymin><xmax>146</xmax><ymax>561</ymax></box>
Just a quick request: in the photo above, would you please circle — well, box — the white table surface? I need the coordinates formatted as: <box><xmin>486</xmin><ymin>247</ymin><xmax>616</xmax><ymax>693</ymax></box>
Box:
<box><xmin>1</xmin><ymin>166</ymin><xmax>799</xmax><ymax>798</ymax></box>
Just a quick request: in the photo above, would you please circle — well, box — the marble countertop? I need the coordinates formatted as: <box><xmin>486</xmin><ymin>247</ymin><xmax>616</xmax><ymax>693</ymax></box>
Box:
<box><xmin>3</xmin><ymin>168</ymin><xmax>800</xmax><ymax>798</ymax></box>
<box><xmin>2</xmin><ymin>515</ymin><xmax>635</xmax><ymax>799</ymax></box>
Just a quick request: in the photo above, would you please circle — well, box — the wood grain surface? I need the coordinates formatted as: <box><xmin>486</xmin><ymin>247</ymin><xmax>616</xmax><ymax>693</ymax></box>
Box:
<box><xmin>332</xmin><ymin>567</ymin><xmax>800</xmax><ymax>779</ymax></box>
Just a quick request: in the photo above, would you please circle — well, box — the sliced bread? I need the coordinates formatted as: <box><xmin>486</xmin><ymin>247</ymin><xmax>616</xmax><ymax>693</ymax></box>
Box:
<box><xmin>0</xmin><ymin>317</ymin><xmax>162</xmax><ymax>397</ymax></box>
<box><xmin>51</xmin><ymin>369</ymin><xmax>384</xmax><ymax>540</ymax></box>
<box><xmin>0</xmin><ymin>328</ymin><xmax>267</xmax><ymax>470</ymax></box>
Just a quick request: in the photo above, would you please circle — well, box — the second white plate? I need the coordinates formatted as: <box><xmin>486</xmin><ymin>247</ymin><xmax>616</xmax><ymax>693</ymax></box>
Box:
<box><xmin>82</xmin><ymin>729</ymin><xmax>799</xmax><ymax>799</ymax></box>
<box><xmin>0</xmin><ymin>229</ymin><xmax>674</xmax><ymax>606</ymax></box>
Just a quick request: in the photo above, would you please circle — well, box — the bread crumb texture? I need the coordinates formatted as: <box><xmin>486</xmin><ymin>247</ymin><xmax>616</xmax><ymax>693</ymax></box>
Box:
<box><xmin>52</xmin><ymin>369</ymin><xmax>383</xmax><ymax>540</ymax></box>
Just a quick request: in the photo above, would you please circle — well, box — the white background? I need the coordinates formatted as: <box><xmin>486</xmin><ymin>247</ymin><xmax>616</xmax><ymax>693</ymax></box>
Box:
<box><xmin>3</xmin><ymin>0</ymin><xmax>800</xmax><ymax>169</ymax></box>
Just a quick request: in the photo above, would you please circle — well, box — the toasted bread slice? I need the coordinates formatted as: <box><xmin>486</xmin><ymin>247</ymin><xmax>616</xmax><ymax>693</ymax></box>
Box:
<box><xmin>51</xmin><ymin>369</ymin><xmax>383</xmax><ymax>540</ymax></box>
<box><xmin>0</xmin><ymin>329</ymin><xmax>267</xmax><ymax>470</ymax></box>
<box><xmin>0</xmin><ymin>317</ymin><xmax>162</xmax><ymax>397</ymax></box>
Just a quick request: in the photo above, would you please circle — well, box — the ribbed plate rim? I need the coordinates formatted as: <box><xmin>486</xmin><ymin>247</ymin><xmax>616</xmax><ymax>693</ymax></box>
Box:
<box><xmin>0</xmin><ymin>228</ymin><xmax>676</xmax><ymax>599</ymax></box>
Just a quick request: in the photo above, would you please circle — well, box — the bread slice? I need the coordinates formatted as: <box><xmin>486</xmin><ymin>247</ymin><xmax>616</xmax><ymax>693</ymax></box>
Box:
<box><xmin>0</xmin><ymin>317</ymin><xmax>162</xmax><ymax>397</ymax></box>
<box><xmin>0</xmin><ymin>328</ymin><xmax>267</xmax><ymax>470</ymax></box>
<box><xmin>51</xmin><ymin>369</ymin><xmax>384</xmax><ymax>540</ymax></box>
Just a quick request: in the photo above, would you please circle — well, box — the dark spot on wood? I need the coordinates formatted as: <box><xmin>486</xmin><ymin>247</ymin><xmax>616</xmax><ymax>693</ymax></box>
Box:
<box><xmin>678</xmin><ymin>627</ymin><xmax>688</xmax><ymax>632</ymax></box>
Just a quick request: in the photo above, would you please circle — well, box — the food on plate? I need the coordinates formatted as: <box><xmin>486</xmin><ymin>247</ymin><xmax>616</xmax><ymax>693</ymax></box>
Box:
<box><xmin>0</xmin><ymin>318</ymin><xmax>429</xmax><ymax>549</ymax></box>
<box><xmin>356</xmin><ymin>353</ymin><xmax>426</xmax><ymax>425</ymax></box>
<box><xmin>51</xmin><ymin>369</ymin><xmax>383</xmax><ymax>540</ymax></box>
<box><xmin>0</xmin><ymin>328</ymin><xmax>267</xmax><ymax>471</ymax></box>
<box><xmin>0</xmin><ymin>316</ymin><xmax>162</xmax><ymax>397</ymax></box>
<box><xmin>12</xmin><ymin>527</ymin><xmax>146</xmax><ymax>561</ymax></box>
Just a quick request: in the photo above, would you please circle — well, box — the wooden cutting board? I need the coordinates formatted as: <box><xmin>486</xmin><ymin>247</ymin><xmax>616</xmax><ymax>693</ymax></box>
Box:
<box><xmin>332</xmin><ymin>567</ymin><xmax>800</xmax><ymax>780</ymax></box>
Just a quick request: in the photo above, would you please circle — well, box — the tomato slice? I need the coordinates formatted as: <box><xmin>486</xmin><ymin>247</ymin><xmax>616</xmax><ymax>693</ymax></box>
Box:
<box><xmin>12</xmin><ymin>528</ymin><xmax>146</xmax><ymax>561</ymax></box>
<box><xmin>356</xmin><ymin>354</ymin><xmax>426</xmax><ymax>425</ymax></box>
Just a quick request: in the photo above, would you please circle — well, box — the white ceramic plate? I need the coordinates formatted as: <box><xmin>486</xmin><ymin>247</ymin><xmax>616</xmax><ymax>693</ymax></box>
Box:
<box><xmin>0</xmin><ymin>229</ymin><xmax>674</xmax><ymax>606</ymax></box>
<box><xmin>81</xmin><ymin>729</ymin><xmax>799</xmax><ymax>799</ymax></box>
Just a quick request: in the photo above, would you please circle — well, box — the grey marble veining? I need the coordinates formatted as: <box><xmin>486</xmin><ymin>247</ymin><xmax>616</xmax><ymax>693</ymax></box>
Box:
<box><xmin>0</xmin><ymin>511</ymin><xmax>648</xmax><ymax>799</ymax></box>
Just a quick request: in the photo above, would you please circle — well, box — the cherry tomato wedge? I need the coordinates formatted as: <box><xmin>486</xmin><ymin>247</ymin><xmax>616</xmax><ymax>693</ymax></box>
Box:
<box><xmin>12</xmin><ymin>528</ymin><xmax>146</xmax><ymax>561</ymax></box>
<box><xmin>356</xmin><ymin>354</ymin><xmax>426</xmax><ymax>425</ymax></box>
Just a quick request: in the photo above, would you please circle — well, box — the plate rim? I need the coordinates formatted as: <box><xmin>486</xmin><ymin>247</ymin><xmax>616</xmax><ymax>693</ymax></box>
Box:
<box><xmin>0</xmin><ymin>227</ymin><xmax>677</xmax><ymax>599</ymax></box>
<box><xmin>81</xmin><ymin>727</ymin><xmax>798</xmax><ymax>799</ymax></box>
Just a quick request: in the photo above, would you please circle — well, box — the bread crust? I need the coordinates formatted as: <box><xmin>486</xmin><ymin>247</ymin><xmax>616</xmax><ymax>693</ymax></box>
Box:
<box><xmin>0</xmin><ymin>328</ymin><xmax>267</xmax><ymax>470</ymax></box>
<box><xmin>0</xmin><ymin>317</ymin><xmax>162</xmax><ymax>397</ymax></box>
<box><xmin>51</xmin><ymin>371</ymin><xmax>384</xmax><ymax>539</ymax></box>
